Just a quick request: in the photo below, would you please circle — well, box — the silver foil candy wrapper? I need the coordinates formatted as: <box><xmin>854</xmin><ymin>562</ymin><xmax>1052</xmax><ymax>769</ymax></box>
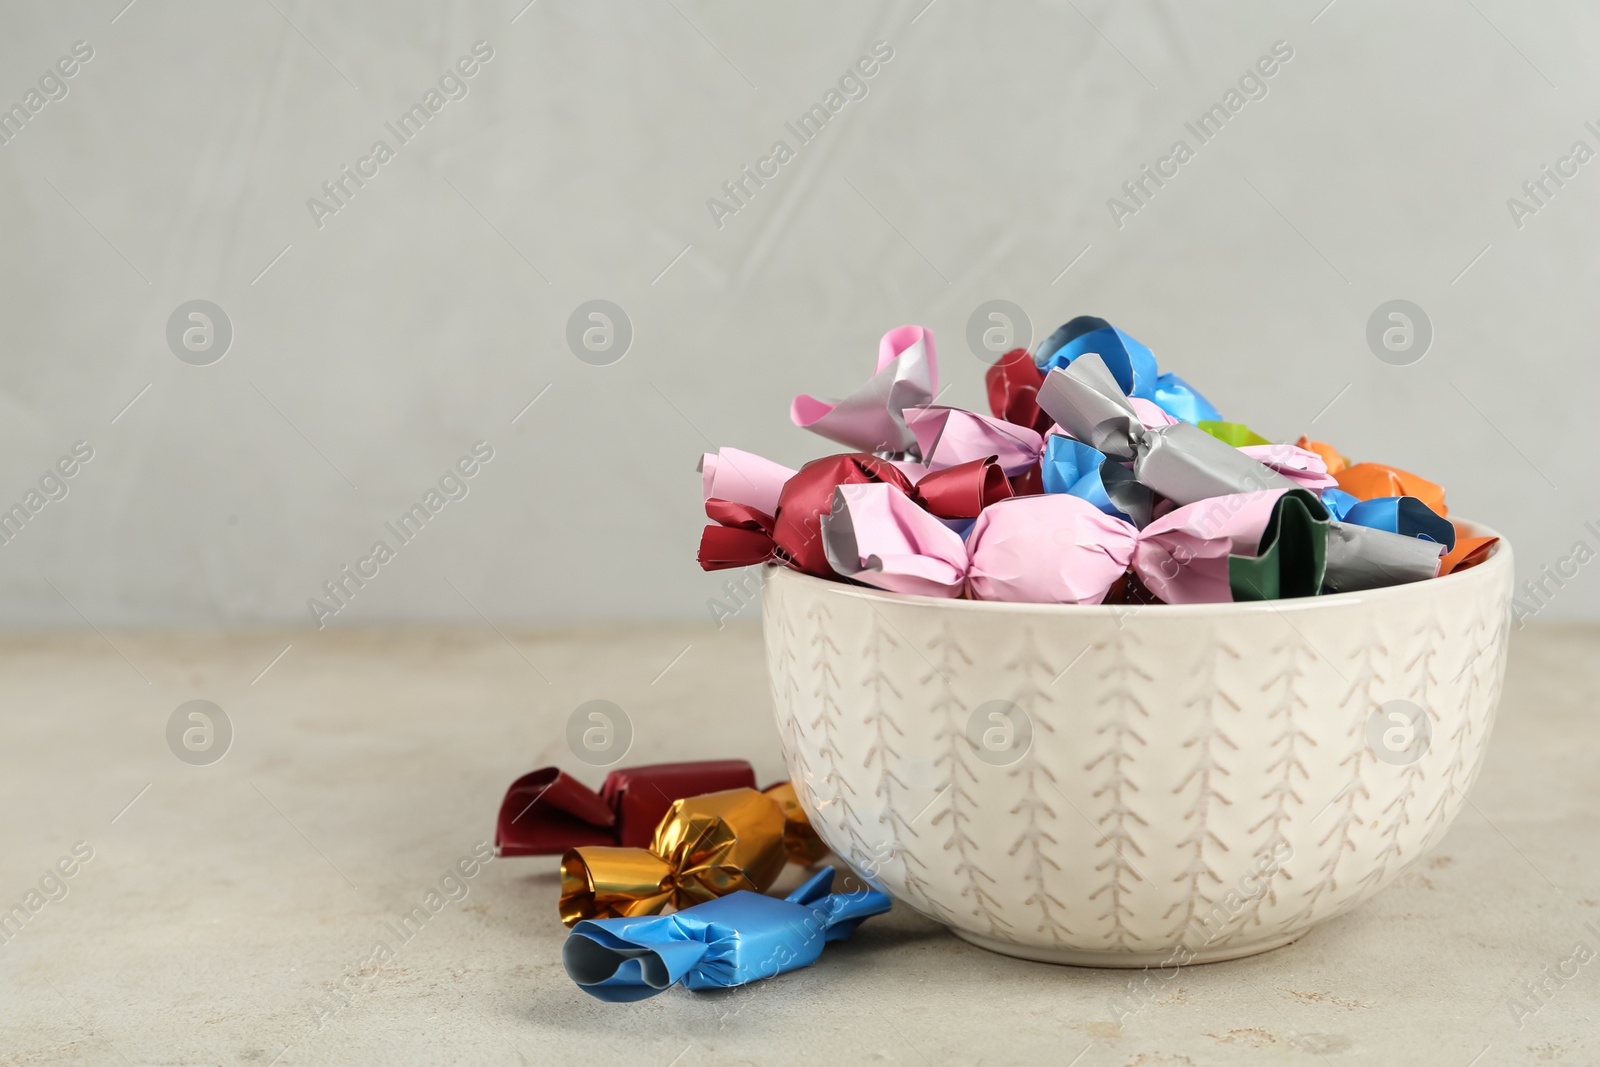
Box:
<box><xmin>1037</xmin><ymin>352</ymin><xmax>1441</xmax><ymax>592</ymax></box>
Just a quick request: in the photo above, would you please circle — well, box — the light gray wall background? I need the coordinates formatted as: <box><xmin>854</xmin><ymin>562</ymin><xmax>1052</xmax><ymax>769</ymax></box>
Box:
<box><xmin>0</xmin><ymin>0</ymin><xmax>1594</xmax><ymax>629</ymax></box>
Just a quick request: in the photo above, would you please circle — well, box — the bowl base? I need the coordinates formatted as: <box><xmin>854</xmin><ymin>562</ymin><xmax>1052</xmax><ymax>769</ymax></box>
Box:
<box><xmin>950</xmin><ymin>928</ymin><xmax>1301</xmax><ymax>968</ymax></box>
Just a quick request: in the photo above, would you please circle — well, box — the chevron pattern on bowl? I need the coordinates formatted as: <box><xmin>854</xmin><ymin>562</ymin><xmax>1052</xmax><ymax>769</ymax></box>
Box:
<box><xmin>763</xmin><ymin>527</ymin><xmax>1512</xmax><ymax>966</ymax></box>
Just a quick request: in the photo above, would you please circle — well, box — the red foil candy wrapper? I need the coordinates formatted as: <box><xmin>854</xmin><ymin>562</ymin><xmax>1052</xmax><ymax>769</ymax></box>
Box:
<box><xmin>697</xmin><ymin>501</ymin><xmax>778</xmax><ymax>570</ymax></box>
<box><xmin>771</xmin><ymin>453</ymin><xmax>913</xmax><ymax>576</ymax></box>
<box><xmin>699</xmin><ymin>452</ymin><xmax>1020</xmax><ymax>576</ymax></box>
<box><xmin>495</xmin><ymin>760</ymin><xmax>756</xmax><ymax>856</ymax></box>
<box><xmin>985</xmin><ymin>347</ymin><xmax>1053</xmax><ymax>434</ymax></box>
<box><xmin>1010</xmin><ymin>464</ymin><xmax>1044</xmax><ymax>497</ymax></box>
<box><xmin>909</xmin><ymin>456</ymin><xmax>1013</xmax><ymax>518</ymax></box>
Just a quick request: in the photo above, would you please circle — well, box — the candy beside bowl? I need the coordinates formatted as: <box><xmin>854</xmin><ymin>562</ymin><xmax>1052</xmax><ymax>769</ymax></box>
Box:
<box><xmin>762</xmin><ymin>529</ymin><xmax>1512</xmax><ymax>967</ymax></box>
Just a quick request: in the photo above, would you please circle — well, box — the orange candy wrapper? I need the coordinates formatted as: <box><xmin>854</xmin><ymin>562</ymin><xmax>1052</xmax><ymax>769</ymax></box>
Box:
<box><xmin>1441</xmin><ymin>522</ymin><xmax>1498</xmax><ymax>575</ymax></box>
<box><xmin>1298</xmin><ymin>436</ymin><xmax>1446</xmax><ymax>516</ymax></box>
<box><xmin>1334</xmin><ymin>462</ymin><xmax>1448</xmax><ymax>516</ymax></box>
<box><xmin>1301</xmin><ymin>437</ymin><xmax>1498</xmax><ymax>574</ymax></box>
<box><xmin>558</xmin><ymin>783</ymin><xmax>825</xmax><ymax>926</ymax></box>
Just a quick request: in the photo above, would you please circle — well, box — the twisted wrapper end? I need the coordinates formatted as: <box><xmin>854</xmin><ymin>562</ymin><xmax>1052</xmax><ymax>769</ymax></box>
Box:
<box><xmin>650</xmin><ymin>788</ymin><xmax>788</xmax><ymax>907</ymax></box>
<box><xmin>790</xmin><ymin>326</ymin><xmax>938</xmax><ymax>455</ymax></box>
<box><xmin>562</xmin><ymin>915</ymin><xmax>714</xmax><ymax>1003</ymax></box>
<box><xmin>559</xmin><ymin>788</ymin><xmax>789</xmax><ymax>926</ymax></box>
<box><xmin>1039</xmin><ymin>353</ymin><xmax>1299</xmax><ymax>506</ymax></box>
<box><xmin>1036</xmin><ymin>351</ymin><xmax>1144</xmax><ymax>459</ymax></box>
<box><xmin>559</xmin><ymin>847</ymin><xmax>676</xmax><ymax>926</ymax></box>
<box><xmin>497</xmin><ymin>760</ymin><xmax>758</xmax><ymax>856</ymax></box>
<box><xmin>563</xmin><ymin>866</ymin><xmax>893</xmax><ymax>1001</ymax></box>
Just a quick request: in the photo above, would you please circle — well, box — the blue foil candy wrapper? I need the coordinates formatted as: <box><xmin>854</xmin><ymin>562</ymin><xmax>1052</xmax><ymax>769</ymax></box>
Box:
<box><xmin>1338</xmin><ymin>495</ymin><xmax>1455</xmax><ymax>550</ymax></box>
<box><xmin>1034</xmin><ymin>316</ymin><xmax>1221</xmax><ymax>424</ymax></box>
<box><xmin>1149</xmin><ymin>371</ymin><xmax>1223</xmax><ymax>424</ymax></box>
<box><xmin>1038</xmin><ymin>322</ymin><xmax>1159</xmax><ymax>397</ymax></box>
<box><xmin>1040</xmin><ymin>436</ymin><xmax>1149</xmax><ymax>525</ymax></box>
<box><xmin>563</xmin><ymin>867</ymin><xmax>891</xmax><ymax>1002</ymax></box>
<box><xmin>1034</xmin><ymin>315</ymin><xmax>1109</xmax><ymax>367</ymax></box>
<box><xmin>1319</xmin><ymin>487</ymin><xmax>1361</xmax><ymax>521</ymax></box>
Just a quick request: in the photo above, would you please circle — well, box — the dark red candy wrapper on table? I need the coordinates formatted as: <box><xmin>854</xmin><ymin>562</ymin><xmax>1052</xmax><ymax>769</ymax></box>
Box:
<box><xmin>495</xmin><ymin>760</ymin><xmax>756</xmax><ymax>855</ymax></box>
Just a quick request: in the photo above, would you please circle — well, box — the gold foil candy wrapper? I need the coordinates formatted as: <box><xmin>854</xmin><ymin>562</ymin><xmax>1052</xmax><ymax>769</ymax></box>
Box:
<box><xmin>762</xmin><ymin>781</ymin><xmax>829</xmax><ymax>866</ymax></box>
<box><xmin>557</xmin><ymin>847</ymin><xmax>674</xmax><ymax>927</ymax></box>
<box><xmin>559</xmin><ymin>787</ymin><xmax>789</xmax><ymax>926</ymax></box>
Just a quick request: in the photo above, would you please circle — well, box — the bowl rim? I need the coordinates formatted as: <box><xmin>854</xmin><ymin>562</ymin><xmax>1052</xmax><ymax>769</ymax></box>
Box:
<box><xmin>764</xmin><ymin>520</ymin><xmax>1510</xmax><ymax>618</ymax></box>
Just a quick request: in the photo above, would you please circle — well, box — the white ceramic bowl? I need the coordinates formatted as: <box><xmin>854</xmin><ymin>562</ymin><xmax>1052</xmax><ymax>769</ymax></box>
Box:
<box><xmin>763</xmin><ymin>526</ymin><xmax>1512</xmax><ymax>966</ymax></box>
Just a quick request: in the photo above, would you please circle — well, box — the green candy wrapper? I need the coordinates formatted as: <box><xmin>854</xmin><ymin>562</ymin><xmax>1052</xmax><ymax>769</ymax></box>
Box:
<box><xmin>1229</xmin><ymin>489</ymin><xmax>1330</xmax><ymax>601</ymax></box>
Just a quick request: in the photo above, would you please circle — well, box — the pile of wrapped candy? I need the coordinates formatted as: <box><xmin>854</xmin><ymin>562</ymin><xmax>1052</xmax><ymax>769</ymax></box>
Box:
<box><xmin>498</xmin><ymin>760</ymin><xmax>884</xmax><ymax>1001</ymax></box>
<box><xmin>696</xmin><ymin>316</ymin><xmax>1496</xmax><ymax>604</ymax></box>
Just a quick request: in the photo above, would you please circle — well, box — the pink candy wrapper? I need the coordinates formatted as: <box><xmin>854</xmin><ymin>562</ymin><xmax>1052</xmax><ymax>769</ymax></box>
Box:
<box><xmin>699</xmin><ymin>448</ymin><xmax>795</xmax><ymax>516</ymax></box>
<box><xmin>904</xmin><ymin>407</ymin><xmax>1045</xmax><ymax>476</ymax></box>
<box><xmin>822</xmin><ymin>484</ymin><xmax>1294</xmax><ymax>605</ymax></box>
<box><xmin>790</xmin><ymin>326</ymin><xmax>937</xmax><ymax>455</ymax></box>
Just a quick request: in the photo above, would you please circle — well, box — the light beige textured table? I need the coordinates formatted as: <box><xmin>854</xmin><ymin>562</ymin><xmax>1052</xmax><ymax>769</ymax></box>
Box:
<box><xmin>0</xmin><ymin>622</ymin><xmax>1595</xmax><ymax>1066</ymax></box>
